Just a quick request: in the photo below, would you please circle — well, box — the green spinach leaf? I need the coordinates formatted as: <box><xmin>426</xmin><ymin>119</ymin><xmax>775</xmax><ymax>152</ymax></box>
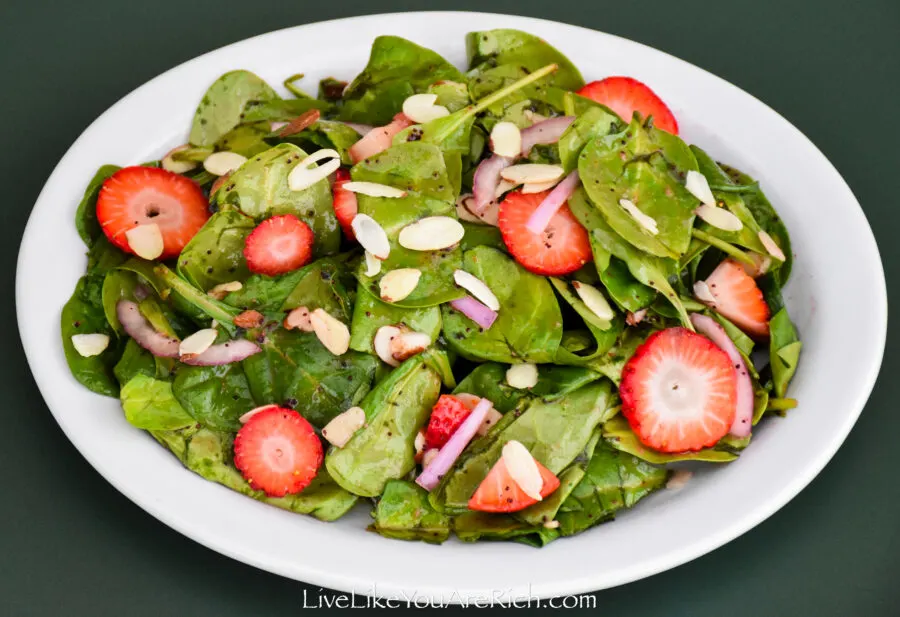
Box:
<box><xmin>190</xmin><ymin>70</ymin><xmax>278</xmax><ymax>146</ymax></box>
<box><xmin>465</xmin><ymin>29</ymin><xmax>584</xmax><ymax>91</ymax></box>
<box><xmin>173</xmin><ymin>363</ymin><xmax>256</xmax><ymax>432</ymax></box>
<box><xmin>120</xmin><ymin>375</ymin><xmax>196</xmax><ymax>430</ymax></box>
<box><xmin>371</xmin><ymin>480</ymin><xmax>451</xmax><ymax>544</ymax></box>
<box><xmin>349</xmin><ymin>283</ymin><xmax>442</xmax><ymax>354</ymax></box>
<box><xmin>177</xmin><ymin>210</ymin><xmax>256</xmax><ymax>291</ymax></box>
<box><xmin>602</xmin><ymin>415</ymin><xmax>738</xmax><ymax>463</ymax></box>
<box><xmin>75</xmin><ymin>165</ymin><xmax>119</xmax><ymax>247</ymax></box>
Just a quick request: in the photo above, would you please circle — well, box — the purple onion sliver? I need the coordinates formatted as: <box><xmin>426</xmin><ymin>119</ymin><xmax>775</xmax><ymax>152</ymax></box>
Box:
<box><xmin>416</xmin><ymin>398</ymin><xmax>493</xmax><ymax>491</ymax></box>
<box><xmin>520</xmin><ymin>116</ymin><xmax>575</xmax><ymax>156</ymax></box>
<box><xmin>472</xmin><ymin>155</ymin><xmax>512</xmax><ymax>214</ymax></box>
<box><xmin>450</xmin><ymin>296</ymin><xmax>498</xmax><ymax>330</ymax></box>
<box><xmin>181</xmin><ymin>339</ymin><xmax>262</xmax><ymax>366</ymax></box>
<box><xmin>524</xmin><ymin>170</ymin><xmax>581</xmax><ymax>235</ymax></box>
<box><xmin>116</xmin><ymin>300</ymin><xmax>180</xmax><ymax>358</ymax></box>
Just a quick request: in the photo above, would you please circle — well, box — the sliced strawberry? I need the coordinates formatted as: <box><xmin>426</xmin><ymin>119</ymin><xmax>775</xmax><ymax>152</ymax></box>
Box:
<box><xmin>243</xmin><ymin>214</ymin><xmax>314</xmax><ymax>276</ymax></box>
<box><xmin>703</xmin><ymin>259</ymin><xmax>770</xmax><ymax>338</ymax></box>
<box><xmin>620</xmin><ymin>327</ymin><xmax>737</xmax><ymax>453</ymax></box>
<box><xmin>233</xmin><ymin>406</ymin><xmax>323</xmax><ymax>497</ymax></box>
<box><xmin>348</xmin><ymin>113</ymin><xmax>414</xmax><ymax>163</ymax></box>
<box><xmin>423</xmin><ymin>395</ymin><xmax>472</xmax><ymax>450</ymax></box>
<box><xmin>577</xmin><ymin>77</ymin><xmax>679</xmax><ymax>134</ymax></box>
<box><xmin>498</xmin><ymin>190</ymin><xmax>592</xmax><ymax>275</ymax></box>
<box><xmin>332</xmin><ymin>169</ymin><xmax>357</xmax><ymax>241</ymax></box>
<box><xmin>468</xmin><ymin>457</ymin><xmax>560</xmax><ymax>513</ymax></box>
<box><xmin>96</xmin><ymin>166</ymin><xmax>210</xmax><ymax>259</ymax></box>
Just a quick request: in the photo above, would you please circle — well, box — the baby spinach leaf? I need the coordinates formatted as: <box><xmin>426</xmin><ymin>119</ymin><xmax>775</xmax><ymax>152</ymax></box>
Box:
<box><xmin>371</xmin><ymin>480</ymin><xmax>451</xmax><ymax>544</ymax></box>
<box><xmin>240</xmin><ymin>98</ymin><xmax>332</xmax><ymax>123</ymax></box>
<box><xmin>173</xmin><ymin>363</ymin><xmax>256</xmax><ymax>432</ymax></box>
<box><xmin>427</xmin><ymin>80</ymin><xmax>471</xmax><ymax>111</ymax></box>
<box><xmin>75</xmin><ymin>164</ymin><xmax>119</xmax><ymax>247</ymax></box>
<box><xmin>760</xmin><ymin>274</ymin><xmax>801</xmax><ymax>398</ymax></box>
<box><xmin>113</xmin><ymin>339</ymin><xmax>156</xmax><ymax>385</ymax></box>
<box><xmin>432</xmin><ymin>380</ymin><xmax>615</xmax><ymax>513</ymax></box>
<box><xmin>549</xmin><ymin>277</ymin><xmax>625</xmax><ymax>367</ymax></box>
<box><xmin>602</xmin><ymin>416</ymin><xmax>738</xmax><ymax>463</ymax></box>
<box><xmin>556</xmin><ymin>439</ymin><xmax>669</xmax><ymax>536</ymax></box>
<box><xmin>517</xmin><ymin>466</ymin><xmax>587</xmax><ymax>527</ymax></box>
<box><xmin>279</xmin><ymin>120</ymin><xmax>361</xmax><ymax>165</ymax></box>
<box><xmin>442</xmin><ymin>246</ymin><xmax>562</xmax><ymax>363</ymax></box>
<box><xmin>452</xmin><ymin>511</ymin><xmax>559</xmax><ymax>547</ymax></box>
<box><xmin>153</xmin><ymin>264</ymin><xmax>242</xmax><ymax>334</ymax></box>
<box><xmin>352</xmin><ymin>141</ymin><xmax>455</xmax><ymax>202</ymax></box>
<box><xmin>465</xmin><ymin>29</ymin><xmax>584</xmax><ymax>91</ymax></box>
<box><xmin>349</xmin><ymin>283</ymin><xmax>441</xmax><ymax>354</ymax></box>
<box><xmin>190</xmin><ymin>70</ymin><xmax>278</xmax><ymax>146</ymax></box>
<box><xmin>120</xmin><ymin>375</ymin><xmax>196</xmax><ymax>430</ymax></box>
<box><xmin>558</xmin><ymin>106</ymin><xmax>622</xmax><ymax>172</ymax></box>
<box><xmin>339</xmin><ymin>36</ymin><xmax>464</xmax><ymax>126</ymax></box>
<box><xmin>421</xmin><ymin>348</ymin><xmax>457</xmax><ymax>389</ymax></box>
<box><xmin>465</xmin><ymin>64</ymin><xmax>566</xmax><ymax>131</ymax></box>
<box><xmin>592</xmin><ymin>327</ymin><xmax>653</xmax><ymax>385</ymax></box>
<box><xmin>213</xmin><ymin>122</ymin><xmax>271</xmax><ymax>158</ymax></box>
<box><xmin>177</xmin><ymin>210</ymin><xmax>256</xmax><ymax>291</ymax></box>
<box><xmin>219</xmin><ymin>143</ymin><xmax>339</xmax><ymax>256</ymax></box>
<box><xmin>599</xmin><ymin>257</ymin><xmax>657</xmax><ymax>312</ymax></box>
<box><xmin>460</xmin><ymin>222</ymin><xmax>505</xmax><ymax>252</ymax></box>
<box><xmin>242</xmin><ymin>328</ymin><xmax>378</xmax><ymax>428</ymax></box>
<box><xmin>326</xmin><ymin>357</ymin><xmax>441</xmax><ymax>497</ymax></box>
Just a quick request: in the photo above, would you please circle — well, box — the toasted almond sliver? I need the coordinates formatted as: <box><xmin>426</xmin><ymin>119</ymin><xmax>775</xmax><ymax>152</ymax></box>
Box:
<box><xmin>351</xmin><ymin>214</ymin><xmax>391</xmax><ymax>260</ymax></box>
<box><xmin>494</xmin><ymin>179</ymin><xmax>519</xmax><ymax>198</ymax></box>
<box><xmin>500</xmin><ymin>164</ymin><xmax>565</xmax><ymax>185</ymax></box>
<box><xmin>506</xmin><ymin>363</ymin><xmax>538</xmax><ymax>389</ymax></box>
<box><xmin>490</xmin><ymin>121</ymin><xmax>523</xmax><ymax>158</ymax></box>
<box><xmin>521</xmin><ymin>179</ymin><xmax>559</xmax><ymax>194</ymax></box>
<box><xmin>373</xmin><ymin>325</ymin><xmax>402</xmax><ymax>367</ymax></box>
<box><xmin>284</xmin><ymin>306</ymin><xmax>314</xmax><ymax>332</ymax></box>
<box><xmin>203</xmin><ymin>151</ymin><xmax>247</xmax><ymax>176</ymax></box>
<box><xmin>287</xmin><ymin>148</ymin><xmax>340</xmax><ymax>191</ymax></box>
<box><xmin>667</xmin><ymin>469</ymin><xmax>693</xmax><ymax>490</ymax></box>
<box><xmin>758</xmin><ymin>230</ymin><xmax>786</xmax><ymax>261</ymax></box>
<box><xmin>179</xmin><ymin>328</ymin><xmax>218</xmax><ymax>357</ymax></box>
<box><xmin>162</xmin><ymin>145</ymin><xmax>198</xmax><ymax>174</ymax></box>
<box><xmin>476</xmin><ymin>407</ymin><xmax>504</xmax><ymax>437</ymax></box>
<box><xmin>71</xmin><ymin>333</ymin><xmax>110</xmax><ymax>357</ymax></box>
<box><xmin>523</xmin><ymin>109</ymin><xmax>548</xmax><ymax>125</ymax></box>
<box><xmin>422</xmin><ymin>448</ymin><xmax>440</xmax><ymax>467</ymax></box>
<box><xmin>322</xmin><ymin>406</ymin><xmax>366</xmax><ymax>448</ymax></box>
<box><xmin>453</xmin><ymin>270</ymin><xmax>500</xmax><ymax>311</ymax></box>
<box><xmin>310</xmin><ymin>308</ymin><xmax>350</xmax><ymax>356</ymax></box>
<box><xmin>693</xmin><ymin>280</ymin><xmax>717</xmax><ymax>305</ymax></box>
<box><xmin>390</xmin><ymin>331</ymin><xmax>431</xmax><ymax>361</ymax></box>
<box><xmin>207</xmin><ymin>280</ymin><xmax>243</xmax><ymax>300</ymax></box>
<box><xmin>455</xmin><ymin>194</ymin><xmax>483</xmax><ymax>223</ymax></box>
<box><xmin>402</xmin><ymin>93</ymin><xmax>450</xmax><ymax>124</ymax></box>
<box><xmin>618</xmin><ymin>198</ymin><xmax>659</xmax><ymax>235</ymax></box>
<box><xmin>239</xmin><ymin>404</ymin><xmax>279</xmax><ymax>424</ymax></box>
<box><xmin>571</xmin><ymin>281</ymin><xmax>615</xmax><ymax>321</ymax></box>
<box><xmin>502</xmin><ymin>440</ymin><xmax>544</xmax><ymax>501</ymax></box>
<box><xmin>695</xmin><ymin>204</ymin><xmax>743</xmax><ymax>232</ymax></box>
<box><xmin>398</xmin><ymin>216</ymin><xmax>465</xmax><ymax>251</ymax></box>
<box><xmin>626</xmin><ymin>308</ymin><xmax>648</xmax><ymax>326</ymax></box>
<box><xmin>379</xmin><ymin>268</ymin><xmax>421</xmax><ymax>303</ymax></box>
<box><xmin>479</xmin><ymin>201</ymin><xmax>500</xmax><ymax>227</ymax></box>
<box><xmin>126</xmin><ymin>223</ymin><xmax>164</xmax><ymax>260</ymax></box>
<box><xmin>414</xmin><ymin>430</ymin><xmax>426</xmax><ymax>457</ymax></box>
<box><xmin>364</xmin><ymin>251</ymin><xmax>382</xmax><ymax>277</ymax></box>
<box><xmin>685</xmin><ymin>170</ymin><xmax>716</xmax><ymax>207</ymax></box>
<box><xmin>343</xmin><ymin>181</ymin><xmax>407</xmax><ymax>198</ymax></box>
<box><xmin>543</xmin><ymin>520</ymin><xmax>560</xmax><ymax>529</ymax></box>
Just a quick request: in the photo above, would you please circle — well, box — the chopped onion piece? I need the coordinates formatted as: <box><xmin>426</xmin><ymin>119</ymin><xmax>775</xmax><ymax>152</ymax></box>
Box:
<box><xmin>524</xmin><ymin>170</ymin><xmax>580</xmax><ymax>234</ymax></box>
<box><xmin>472</xmin><ymin>155</ymin><xmax>512</xmax><ymax>214</ymax></box>
<box><xmin>180</xmin><ymin>339</ymin><xmax>262</xmax><ymax>366</ymax></box>
<box><xmin>520</xmin><ymin>116</ymin><xmax>575</xmax><ymax>156</ymax></box>
<box><xmin>449</xmin><ymin>296</ymin><xmax>498</xmax><ymax>329</ymax></box>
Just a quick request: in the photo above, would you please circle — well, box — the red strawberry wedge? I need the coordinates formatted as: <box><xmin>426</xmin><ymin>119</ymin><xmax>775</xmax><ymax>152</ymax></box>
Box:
<box><xmin>468</xmin><ymin>458</ymin><xmax>560</xmax><ymax>513</ymax></box>
<box><xmin>96</xmin><ymin>166</ymin><xmax>210</xmax><ymax>259</ymax></box>
<box><xmin>498</xmin><ymin>190</ymin><xmax>592</xmax><ymax>275</ymax></box>
<box><xmin>348</xmin><ymin>113</ymin><xmax>414</xmax><ymax>163</ymax></box>
<box><xmin>332</xmin><ymin>169</ymin><xmax>358</xmax><ymax>241</ymax></box>
<box><xmin>620</xmin><ymin>328</ymin><xmax>737</xmax><ymax>453</ymax></box>
<box><xmin>243</xmin><ymin>214</ymin><xmax>314</xmax><ymax>276</ymax></box>
<box><xmin>233</xmin><ymin>406</ymin><xmax>323</xmax><ymax>497</ymax></box>
<box><xmin>702</xmin><ymin>259</ymin><xmax>771</xmax><ymax>338</ymax></box>
<box><xmin>578</xmin><ymin>77</ymin><xmax>679</xmax><ymax>135</ymax></box>
<box><xmin>424</xmin><ymin>395</ymin><xmax>473</xmax><ymax>450</ymax></box>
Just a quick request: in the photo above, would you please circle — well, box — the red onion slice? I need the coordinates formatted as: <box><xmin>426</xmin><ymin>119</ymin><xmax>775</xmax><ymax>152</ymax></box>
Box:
<box><xmin>416</xmin><ymin>397</ymin><xmax>493</xmax><ymax>491</ymax></box>
<box><xmin>116</xmin><ymin>300</ymin><xmax>179</xmax><ymax>358</ymax></box>
<box><xmin>524</xmin><ymin>170</ymin><xmax>581</xmax><ymax>235</ymax></box>
<box><xmin>690</xmin><ymin>313</ymin><xmax>754</xmax><ymax>437</ymax></box>
<box><xmin>342</xmin><ymin>122</ymin><xmax>374</xmax><ymax>136</ymax></box>
<box><xmin>181</xmin><ymin>339</ymin><xmax>262</xmax><ymax>366</ymax></box>
<box><xmin>520</xmin><ymin>116</ymin><xmax>575</xmax><ymax>156</ymax></box>
<box><xmin>450</xmin><ymin>296</ymin><xmax>498</xmax><ymax>330</ymax></box>
<box><xmin>348</xmin><ymin>113</ymin><xmax>413</xmax><ymax>163</ymax></box>
<box><xmin>472</xmin><ymin>155</ymin><xmax>512</xmax><ymax>214</ymax></box>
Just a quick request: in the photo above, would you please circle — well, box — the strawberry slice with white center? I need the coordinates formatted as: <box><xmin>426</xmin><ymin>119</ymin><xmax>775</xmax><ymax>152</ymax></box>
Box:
<box><xmin>243</xmin><ymin>214</ymin><xmax>314</xmax><ymax>276</ymax></box>
<box><xmin>701</xmin><ymin>259</ymin><xmax>771</xmax><ymax>338</ymax></box>
<box><xmin>620</xmin><ymin>327</ymin><xmax>737</xmax><ymax>453</ymax></box>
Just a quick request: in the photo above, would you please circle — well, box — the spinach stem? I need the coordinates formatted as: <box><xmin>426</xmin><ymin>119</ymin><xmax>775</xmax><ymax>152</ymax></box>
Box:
<box><xmin>708</xmin><ymin>182</ymin><xmax>760</xmax><ymax>194</ymax></box>
<box><xmin>766</xmin><ymin>397</ymin><xmax>798</xmax><ymax>411</ymax></box>
<box><xmin>153</xmin><ymin>265</ymin><xmax>238</xmax><ymax>330</ymax></box>
<box><xmin>283</xmin><ymin>73</ymin><xmax>309</xmax><ymax>99</ymax></box>
<box><xmin>690</xmin><ymin>228</ymin><xmax>755</xmax><ymax>266</ymax></box>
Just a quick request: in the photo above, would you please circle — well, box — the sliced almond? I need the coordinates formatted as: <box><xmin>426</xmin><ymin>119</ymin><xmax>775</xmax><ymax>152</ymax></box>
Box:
<box><xmin>685</xmin><ymin>170</ymin><xmax>716</xmax><ymax>206</ymax></box>
<box><xmin>666</xmin><ymin>469</ymin><xmax>693</xmax><ymax>490</ymax></box>
<box><xmin>284</xmin><ymin>306</ymin><xmax>314</xmax><ymax>332</ymax></box>
<box><xmin>179</xmin><ymin>328</ymin><xmax>218</xmax><ymax>357</ymax></box>
<box><xmin>494</xmin><ymin>179</ymin><xmax>519</xmax><ymax>198</ymax></box>
<box><xmin>453</xmin><ymin>270</ymin><xmax>500</xmax><ymax>311</ymax></box>
<box><xmin>207</xmin><ymin>280</ymin><xmax>242</xmax><ymax>300</ymax></box>
<box><xmin>758</xmin><ymin>230</ymin><xmax>786</xmax><ymax>261</ymax></box>
<box><xmin>422</xmin><ymin>448</ymin><xmax>440</xmax><ymax>467</ymax></box>
<box><xmin>125</xmin><ymin>223</ymin><xmax>164</xmax><ymax>260</ymax></box>
<box><xmin>479</xmin><ymin>201</ymin><xmax>500</xmax><ymax>227</ymax></box>
<box><xmin>287</xmin><ymin>148</ymin><xmax>340</xmax><ymax>191</ymax></box>
<box><xmin>521</xmin><ymin>179</ymin><xmax>559</xmax><ymax>194</ymax></box>
<box><xmin>309</xmin><ymin>308</ymin><xmax>350</xmax><ymax>356</ymax></box>
<box><xmin>502</xmin><ymin>440</ymin><xmax>544</xmax><ymax>501</ymax></box>
<box><xmin>543</xmin><ymin>520</ymin><xmax>560</xmax><ymax>529</ymax></box>
<box><xmin>233</xmin><ymin>310</ymin><xmax>264</xmax><ymax>329</ymax></box>
<box><xmin>70</xmin><ymin>333</ymin><xmax>110</xmax><ymax>357</ymax></box>
<box><xmin>351</xmin><ymin>214</ymin><xmax>390</xmax><ymax>260</ymax></box>
<box><xmin>390</xmin><ymin>331</ymin><xmax>431</xmax><ymax>361</ymax></box>
<box><xmin>322</xmin><ymin>406</ymin><xmax>366</xmax><ymax>448</ymax></box>
<box><xmin>402</xmin><ymin>93</ymin><xmax>450</xmax><ymax>124</ymax></box>
<box><xmin>161</xmin><ymin>145</ymin><xmax>198</xmax><ymax>174</ymax></box>
<box><xmin>693</xmin><ymin>280</ymin><xmax>717</xmax><ymax>305</ymax></box>
<box><xmin>455</xmin><ymin>194</ymin><xmax>483</xmax><ymax>223</ymax></box>
<box><xmin>500</xmin><ymin>164</ymin><xmax>564</xmax><ymax>185</ymax></box>
<box><xmin>373</xmin><ymin>325</ymin><xmax>402</xmax><ymax>367</ymax></box>
<box><xmin>239</xmin><ymin>404</ymin><xmax>279</xmax><ymax>424</ymax></box>
<box><xmin>343</xmin><ymin>181</ymin><xmax>407</xmax><ymax>198</ymax></box>
<box><xmin>379</xmin><ymin>268</ymin><xmax>421</xmax><ymax>303</ymax></box>
<box><xmin>398</xmin><ymin>216</ymin><xmax>464</xmax><ymax>251</ymax></box>
<box><xmin>626</xmin><ymin>308</ymin><xmax>648</xmax><ymax>326</ymax></box>
<box><xmin>618</xmin><ymin>198</ymin><xmax>659</xmax><ymax>235</ymax></box>
<box><xmin>203</xmin><ymin>151</ymin><xmax>247</xmax><ymax>176</ymax></box>
<box><xmin>695</xmin><ymin>204</ymin><xmax>743</xmax><ymax>232</ymax></box>
<box><xmin>523</xmin><ymin>109</ymin><xmax>548</xmax><ymax>125</ymax></box>
<box><xmin>414</xmin><ymin>430</ymin><xmax>426</xmax><ymax>458</ymax></box>
<box><xmin>506</xmin><ymin>363</ymin><xmax>538</xmax><ymax>389</ymax></box>
<box><xmin>572</xmin><ymin>281</ymin><xmax>614</xmax><ymax>321</ymax></box>
<box><xmin>490</xmin><ymin>121</ymin><xmax>522</xmax><ymax>158</ymax></box>
<box><xmin>364</xmin><ymin>251</ymin><xmax>382</xmax><ymax>277</ymax></box>
<box><xmin>476</xmin><ymin>407</ymin><xmax>504</xmax><ymax>437</ymax></box>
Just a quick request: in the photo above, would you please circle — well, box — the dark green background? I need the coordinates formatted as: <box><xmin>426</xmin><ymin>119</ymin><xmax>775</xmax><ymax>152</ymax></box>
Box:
<box><xmin>2</xmin><ymin>0</ymin><xmax>897</xmax><ymax>614</ymax></box>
